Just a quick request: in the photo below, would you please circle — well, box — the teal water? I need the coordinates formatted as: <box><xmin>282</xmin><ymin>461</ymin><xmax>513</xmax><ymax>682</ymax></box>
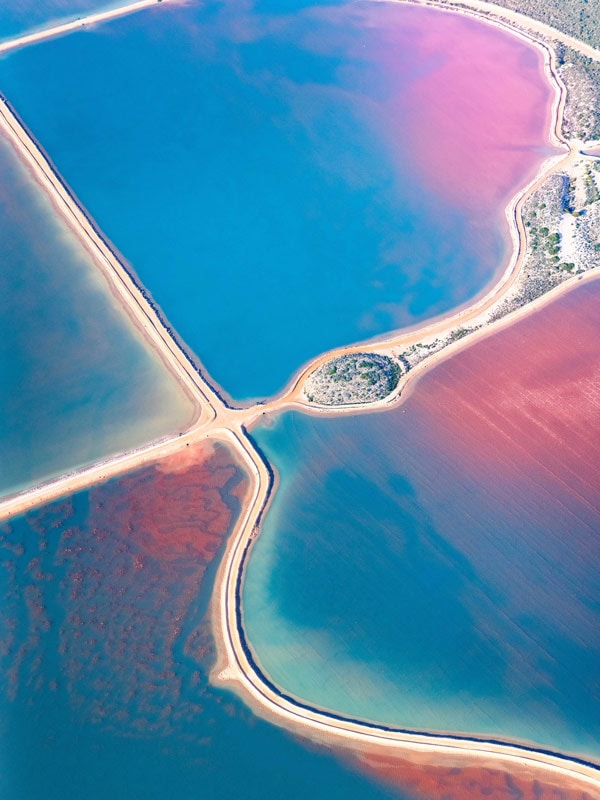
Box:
<box><xmin>0</xmin><ymin>464</ymin><xmax>408</xmax><ymax>800</ymax></box>
<box><xmin>0</xmin><ymin>0</ymin><xmax>120</xmax><ymax>42</ymax></box>
<box><xmin>243</xmin><ymin>397</ymin><xmax>600</xmax><ymax>758</ymax></box>
<box><xmin>0</xmin><ymin>0</ymin><xmax>552</xmax><ymax>400</ymax></box>
<box><xmin>0</xmin><ymin>131</ymin><xmax>195</xmax><ymax>497</ymax></box>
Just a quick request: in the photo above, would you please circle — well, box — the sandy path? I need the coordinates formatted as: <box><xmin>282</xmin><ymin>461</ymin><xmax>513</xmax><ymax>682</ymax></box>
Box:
<box><xmin>211</xmin><ymin>419</ymin><xmax>600</xmax><ymax>788</ymax></box>
<box><xmin>252</xmin><ymin>0</ymin><xmax>600</xmax><ymax>421</ymax></box>
<box><xmin>0</xmin><ymin>0</ymin><xmax>172</xmax><ymax>56</ymax></box>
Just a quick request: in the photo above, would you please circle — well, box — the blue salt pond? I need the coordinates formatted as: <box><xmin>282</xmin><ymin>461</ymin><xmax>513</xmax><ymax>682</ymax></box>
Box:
<box><xmin>0</xmin><ymin>0</ymin><xmax>553</xmax><ymax>400</ymax></box>
<box><xmin>0</xmin><ymin>131</ymin><xmax>195</xmax><ymax>497</ymax></box>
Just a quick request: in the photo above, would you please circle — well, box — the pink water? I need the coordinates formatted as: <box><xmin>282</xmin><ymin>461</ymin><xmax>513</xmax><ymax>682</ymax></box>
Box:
<box><xmin>397</xmin><ymin>9</ymin><xmax>556</xmax><ymax>207</ymax></box>
<box><xmin>311</xmin><ymin>2</ymin><xmax>557</xmax><ymax>208</ymax></box>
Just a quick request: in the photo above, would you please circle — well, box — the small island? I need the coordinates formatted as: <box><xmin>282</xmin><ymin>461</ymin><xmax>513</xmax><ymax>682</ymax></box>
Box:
<box><xmin>303</xmin><ymin>353</ymin><xmax>402</xmax><ymax>406</ymax></box>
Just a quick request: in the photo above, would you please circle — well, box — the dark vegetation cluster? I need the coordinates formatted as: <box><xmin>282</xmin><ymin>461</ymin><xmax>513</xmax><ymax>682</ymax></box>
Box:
<box><xmin>557</xmin><ymin>47</ymin><xmax>600</xmax><ymax>141</ymax></box>
<box><xmin>489</xmin><ymin>175</ymin><xmax>572</xmax><ymax>320</ymax></box>
<box><xmin>398</xmin><ymin>324</ymin><xmax>480</xmax><ymax>370</ymax></box>
<box><xmin>524</xmin><ymin>174</ymin><xmax>579</xmax><ymax>270</ymax></box>
<box><xmin>490</xmin><ymin>163</ymin><xmax>600</xmax><ymax>322</ymax></box>
<box><xmin>305</xmin><ymin>353</ymin><xmax>402</xmax><ymax>405</ymax></box>
<box><xmin>486</xmin><ymin>0</ymin><xmax>600</xmax><ymax>49</ymax></box>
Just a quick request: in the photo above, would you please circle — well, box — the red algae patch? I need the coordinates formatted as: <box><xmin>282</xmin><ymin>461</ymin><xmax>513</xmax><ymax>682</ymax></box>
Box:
<box><xmin>346</xmin><ymin>748</ymin><xmax>597</xmax><ymax>800</ymax></box>
<box><xmin>95</xmin><ymin>440</ymin><xmax>245</xmax><ymax>562</ymax></box>
<box><xmin>0</xmin><ymin>440</ymin><xmax>249</xmax><ymax>734</ymax></box>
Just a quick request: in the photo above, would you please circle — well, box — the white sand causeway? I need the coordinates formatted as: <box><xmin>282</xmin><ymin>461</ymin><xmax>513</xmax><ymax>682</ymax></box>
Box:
<box><xmin>0</xmin><ymin>0</ymin><xmax>598</xmax><ymax>792</ymax></box>
<box><xmin>0</xmin><ymin>0</ymin><xmax>173</xmax><ymax>56</ymax></box>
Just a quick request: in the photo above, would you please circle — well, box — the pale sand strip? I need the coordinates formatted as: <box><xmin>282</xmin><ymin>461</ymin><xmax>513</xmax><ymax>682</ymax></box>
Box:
<box><xmin>0</xmin><ymin>0</ymin><xmax>172</xmax><ymax>56</ymax></box>
<box><xmin>0</xmin><ymin>0</ymin><xmax>597</xmax><ymax>785</ymax></box>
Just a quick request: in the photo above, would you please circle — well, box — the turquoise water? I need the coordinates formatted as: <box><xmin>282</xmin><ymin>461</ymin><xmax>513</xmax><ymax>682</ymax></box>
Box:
<box><xmin>0</xmin><ymin>131</ymin><xmax>195</xmax><ymax>497</ymax></box>
<box><xmin>0</xmin><ymin>468</ymin><xmax>407</xmax><ymax>800</ymax></box>
<box><xmin>0</xmin><ymin>0</ymin><xmax>551</xmax><ymax>400</ymax></box>
<box><xmin>243</xmin><ymin>399</ymin><xmax>600</xmax><ymax>758</ymax></box>
<box><xmin>0</xmin><ymin>0</ymin><xmax>120</xmax><ymax>41</ymax></box>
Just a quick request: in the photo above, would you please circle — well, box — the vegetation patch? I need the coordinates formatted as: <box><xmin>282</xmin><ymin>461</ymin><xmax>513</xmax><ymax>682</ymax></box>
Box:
<box><xmin>557</xmin><ymin>47</ymin><xmax>600</xmax><ymax>142</ymax></box>
<box><xmin>482</xmin><ymin>0</ymin><xmax>600</xmax><ymax>50</ymax></box>
<box><xmin>490</xmin><ymin>161</ymin><xmax>600</xmax><ymax>322</ymax></box>
<box><xmin>304</xmin><ymin>353</ymin><xmax>402</xmax><ymax>406</ymax></box>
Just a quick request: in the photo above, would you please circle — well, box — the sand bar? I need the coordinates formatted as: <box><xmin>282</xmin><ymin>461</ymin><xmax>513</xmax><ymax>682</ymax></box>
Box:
<box><xmin>0</xmin><ymin>0</ymin><xmax>172</xmax><ymax>56</ymax></box>
<box><xmin>210</xmin><ymin>414</ymin><xmax>600</xmax><ymax>793</ymax></box>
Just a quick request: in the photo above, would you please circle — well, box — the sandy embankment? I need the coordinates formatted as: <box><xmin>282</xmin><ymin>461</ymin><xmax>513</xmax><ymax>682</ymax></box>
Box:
<box><xmin>0</xmin><ymin>0</ymin><xmax>172</xmax><ymax>56</ymax></box>
<box><xmin>211</xmin><ymin>410</ymin><xmax>600</xmax><ymax>793</ymax></box>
